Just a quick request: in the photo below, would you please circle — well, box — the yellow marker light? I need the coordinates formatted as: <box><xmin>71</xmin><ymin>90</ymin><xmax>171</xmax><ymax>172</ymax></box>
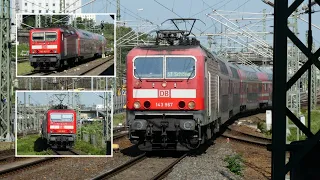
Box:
<box><xmin>188</xmin><ymin>101</ymin><xmax>195</xmax><ymax>109</ymax></box>
<box><xmin>133</xmin><ymin>101</ymin><xmax>141</xmax><ymax>109</ymax></box>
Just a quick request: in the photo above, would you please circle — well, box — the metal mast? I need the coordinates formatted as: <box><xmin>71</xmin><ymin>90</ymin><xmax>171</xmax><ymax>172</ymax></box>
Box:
<box><xmin>116</xmin><ymin>0</ymin><xmax>121</xmax><ymax>21</ymax></box>
<box><xmin>286</xmin><ymin>9</ymin><xmax>301</xmax><ymax>142</ymax></box>
<box><xmin>60</xmin><ymin>0</ymin><xmax>66</xmax><ymax>13</ymax></box>
<box><xmin>35</xmin><ymin>15</ymin><xmax>41</xmax><ymax>28</ymax></box>
<box><xmin>272</xmin><ymin>0</ymin><xmax>320</xmax><ymax>178</ymax></box>
<box><xmin>0</xmin><ymin>0</ymin><xmax>12</xmax><ymax>141</ymax></box>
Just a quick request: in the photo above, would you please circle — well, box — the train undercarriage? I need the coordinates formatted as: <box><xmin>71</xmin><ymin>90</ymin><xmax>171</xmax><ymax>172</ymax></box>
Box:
<box><xmin>127</xmin><ymin>110</ymin><xmax>216</xmax><ymax>151</ymax></box>
<box><xmin>46</xmin><ymin>134</ymin><xmax>76</xmax><ymax>149</ymax></box>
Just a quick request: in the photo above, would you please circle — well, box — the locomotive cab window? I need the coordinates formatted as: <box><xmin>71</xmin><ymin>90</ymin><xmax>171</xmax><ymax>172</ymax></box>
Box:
<box><xmin>45</xmin><ymin>32</ymin><xmax>57</xmax><ymax>41</ymax></box>
<box><xmin>32</xmin><ymin>32</ymin><xmax>45</xmax><ymax>41</ymax></box>
<box><xmin>50</xmin><ymin>113</ymin><xmax>74</xmax><ymax>122</ymax></box>
<box><xmin>165</xmin><ymin>57</ymin><xmax>196</xmax><ymax>78</ymax></box>
<box><xmin>134</xmin><ymin>57</ymin><xmax>163</xmax><ymax>78</ymax></box>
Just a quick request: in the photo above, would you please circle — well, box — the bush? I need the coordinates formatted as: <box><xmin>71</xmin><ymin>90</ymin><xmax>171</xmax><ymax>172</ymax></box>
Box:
<box><xmin>225</xmin><ymin>154</ymin><xmax>244</xmax><ymax>176</ymax></box>
<box><xmin>257</xmin><ymin>121</ymin><xmax>267</xmax><ymax>133</ymax></box>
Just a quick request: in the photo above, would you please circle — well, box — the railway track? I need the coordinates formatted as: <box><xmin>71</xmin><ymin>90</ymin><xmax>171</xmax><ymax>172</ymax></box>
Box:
<box><xmin>20</xmin><ymin>56</ymin><xmax>113</xmax><ymax>76</ymax></box>
<box><xmin>53</xmin><ymin>56</ymin><xmax>114</xmax><ymax>76</ymax></box>
<box><xmin>0</xmin><ymin>157</ymin><xmax>56</xmax><ymax>177</ymax></box>
<box><xmin>22</xmin><ymin>71</ymin><xmax>55</xmax><ymax>76</ymax></box>
<box><xmin>92</xmin><ymin>153</ymin><xmax>187</xmax><ymax>180</ymax></box>
<box><xmin>51</xmin><ymin>149</ymin><xmax>80</xmax><ymax>155</ymax></box>
<box><xmin>221</xmin><ymin>126</ymin><xmax>272</xmax><ymax>146</ymax></box>
<box><xmin>0</xmin><ymin>155</ymin><xmax>15</xmax><ymax>162</ymax></box>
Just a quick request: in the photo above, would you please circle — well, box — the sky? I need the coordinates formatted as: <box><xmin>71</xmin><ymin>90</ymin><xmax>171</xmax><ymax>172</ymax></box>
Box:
<box><xmin>81</xmin><ymin>0</ymin><xmax>320</xmax><ymax>51</ymax></box>
<box><xmin>16</xmin><ymin>91</ymin><xmax>112</xmax><ymax>106</ymax></box>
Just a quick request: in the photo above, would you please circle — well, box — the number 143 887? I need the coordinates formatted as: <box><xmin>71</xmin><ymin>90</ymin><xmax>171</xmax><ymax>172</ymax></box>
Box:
<box><xmin>155</xmin><ymin>102</ymin><xmax>174</xmax><ymax>107</ymax></box>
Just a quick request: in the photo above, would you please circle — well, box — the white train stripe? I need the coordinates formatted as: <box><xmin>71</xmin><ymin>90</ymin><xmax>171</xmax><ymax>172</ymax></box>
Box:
<box><xmin>47</xmin><ymin>45</ymin><xmax>57</xmax><ymax>49</ymax></box>
<box><xmin>32</xmin><ymin>45</ymin><xmax>42</xmax><ymax>49</ymax></box>
<box><xmin>63</xmin><ymin>125</ymin><xmax>74</xmax><ymax>129</ymax></box>
<box><xmin>50</xmin><ymin>125</ymin><xmax>60</xmax><ymax>129</ymax></box>
<box><xmin>133</xmin><ymin>89</ymin><xmax>158</xmax><ymax>98</ymax></box>
<box><xmin>171</xmin><ymin>89</ymin><xmax>196</xmax><ymax>98</ymax></box>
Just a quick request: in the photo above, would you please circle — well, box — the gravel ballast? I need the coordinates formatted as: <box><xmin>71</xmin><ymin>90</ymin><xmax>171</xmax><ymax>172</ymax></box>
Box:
<box><xmin>165</xmin><ymin>139</ymin><xmax>243</xmax><ymax>180</ymax></box>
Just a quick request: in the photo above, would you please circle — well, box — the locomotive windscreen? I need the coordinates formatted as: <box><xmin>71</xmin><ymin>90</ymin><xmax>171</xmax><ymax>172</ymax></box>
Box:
<box><xmin>32</xmin><ymin>32</ymin><xmax>45</xmax><ymax>41</ymax></box>
<box><xmin>45</xmin><ymin>32</ymin><xmax>57</xmax><ymax>41</ymax></box>
<box><xmin>134</xmin><ymin>57</ymin><xmax>163</xmax><ymax>78</ymax></box>
<box><xmin>166</xmin><ymin>57</ymin><xmax>195</xmax><ymax>78</ymax></box>
<box><xmin>50</xmin><ymin>113</ymin><xmax>74</xmax><ymax>122</ymax></box>
<box><xmin>32</xmin><ymin>32</ymin><xmax>57</xmax><ymax>41</ymax></box>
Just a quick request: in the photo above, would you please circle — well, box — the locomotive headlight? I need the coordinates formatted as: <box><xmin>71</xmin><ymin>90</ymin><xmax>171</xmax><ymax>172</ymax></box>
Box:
<box><xmin>188</xmin><ymin>101</ymin><xmax>195</xmax><ymax>109</ymax></box>
<box><xmin>53</xmin><ymin>50</ymin><xmax>57</xmax><ymax>53</ymax></box>
<box><xmin>162</xmin><ymin>82</ymin><xmax>167</xmax><ymax>87</ymax></box>
<box><xmin>133</xmin><ymin>101</ymin><xmax>141</xmax><ymax>109</ymax></box>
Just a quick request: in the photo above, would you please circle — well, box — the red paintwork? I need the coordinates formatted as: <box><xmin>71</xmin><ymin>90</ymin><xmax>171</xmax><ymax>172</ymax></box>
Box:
<box><xmin>29</xmin><ymin>27</ymin><xmax>107</xmax><ymax>59</ymax></box>
<box><xmin>127</xmin><ymin>45</ymin><xmax>273</xmax><ymax>113</ymax></box>
<box><xmin>126</xmin><ymin>47</ymin><xmax>206</xmax><ymax>111</ymax></box>
<box><xmin>46</xmin><ymin>109</ymin><xmax>77</xmax><ymax>134</ymax></box>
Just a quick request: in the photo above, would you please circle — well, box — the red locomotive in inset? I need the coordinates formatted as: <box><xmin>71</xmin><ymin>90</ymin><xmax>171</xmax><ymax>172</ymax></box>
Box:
<box><xmin>29</xmin><ymin>26</ymin><xmax>107</xmax><ymax>70</ymax></box>
<box><xmin>126</xmin><ymin>19</ymin><xmax>273</xmax><ymax>151</ymax></box>
<box><xmin>41</xmin><ymin>108</ymin><xmax>77</xmax><ymax>149</ymax></box>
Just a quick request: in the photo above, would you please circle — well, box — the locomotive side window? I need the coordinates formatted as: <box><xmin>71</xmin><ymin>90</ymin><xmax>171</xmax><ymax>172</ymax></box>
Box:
<box><xmin>134</xmin><ymin>57</ymin><xmax>163</xmax><ymax>78</ymax></box>
<box><xmin>45</xmin><ymin>32</ymin><xmax>57</xmax><ymax>41</ymax></box>
<box><xmin>50</xmin><ymin>113</ymin><xmax>74</xmax><ymax>122</ymax></box>
<box><xmin>165</xmin><ymin>57</ymin><xmax>195</xmax><ymax>78</ymax></box>
<box><xmin>32</xmin><ymin>32</ymin><xmax>44</xmax><ymax>41</ymax></box>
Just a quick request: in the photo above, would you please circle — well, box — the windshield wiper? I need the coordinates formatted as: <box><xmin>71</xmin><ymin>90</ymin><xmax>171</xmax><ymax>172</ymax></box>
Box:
<box><xmin>187</xmin><ymin>66</ymin><xmax>195</xmax><ymax>82</ymax></box>
<box><xmin>134</xmin><ymin>69</ymin><xmax>142</xmax><ymax>82</ymax></box>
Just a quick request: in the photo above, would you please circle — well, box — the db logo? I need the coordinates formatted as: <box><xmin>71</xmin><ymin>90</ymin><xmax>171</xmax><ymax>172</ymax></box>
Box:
<box><xmin>159</xmin><ymin>90</ymin><xmax>170</xmax><ymax>97</ymax></box>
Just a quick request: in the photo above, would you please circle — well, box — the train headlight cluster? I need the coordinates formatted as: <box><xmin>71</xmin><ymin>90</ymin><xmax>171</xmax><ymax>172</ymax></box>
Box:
<box><xmin>144</xmin><ymin>101</ymin><xmax>151</xmax><ymax>109</ymax></box>
<box><xmin>133</xmin><ymin>101</ymin><xmax>141</xmax><ymax>109</ymax></box>
<box><xmin>188</xmin><ymin>101</ymin><xmax>195</xmax><ymax>109</ymax></box>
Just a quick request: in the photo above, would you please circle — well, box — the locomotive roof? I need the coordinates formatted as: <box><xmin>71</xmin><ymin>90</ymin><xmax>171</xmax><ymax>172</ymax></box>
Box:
<box><xmin>47</xmin><ymin>109</ymin><xmax>76</xmax><ymax>113</ymax></box>
<box><xmin>202</xmin><ymin>47</ymin><xmax>273</xmax><ymax>81</ymax></box>
<box><xmin>30</xmin><ymin>27</ymin><xmax>106</xmax><ymax>40</ymax></box>
<box><xmin>136</xmin><ymin>44</ymin><xmax>201</xmax><ymax>51</ymax></box>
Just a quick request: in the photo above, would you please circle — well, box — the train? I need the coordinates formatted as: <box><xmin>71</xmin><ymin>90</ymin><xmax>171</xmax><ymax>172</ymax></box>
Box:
<box><xmin>29</xmin><ymin>26</ymin><xmax>107</xmax><ymax>70</ymax></box>
<box><xmin>41</xmin><ymin>107</ymin><xmax>77</xmax><ymax>149</ymax></box>
<box><xmin>125</xmin><ymin>19</ymin><xmax>273</xmax><ymax>151</ymax></box>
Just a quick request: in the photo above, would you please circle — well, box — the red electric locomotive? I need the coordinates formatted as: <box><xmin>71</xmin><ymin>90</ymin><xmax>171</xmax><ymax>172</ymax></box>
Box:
<box><xmin>126</xmin><ymin>19</ymin><xmax>273</xmax><ymax>151</ymax></box>
<box><xmin>29</xmin><ymin>26</ymin><xmax>107</xmax><ymax>70</ymax></box>
<box><xmin>41</xmin><ymin>108</ymin><xmax>77</xmax><ymax>149</ymax></box>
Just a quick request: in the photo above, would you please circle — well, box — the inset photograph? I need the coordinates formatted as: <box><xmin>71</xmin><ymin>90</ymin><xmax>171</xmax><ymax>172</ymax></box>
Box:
<box><xmin>15</xmin><ymin>13</ymin><xmax>115</xmax><ymax>77</ymax></box>
<box><xmin>15</xmin><ymin>91</ymin><xmax>113</xmax><ymax>157</ymax></box>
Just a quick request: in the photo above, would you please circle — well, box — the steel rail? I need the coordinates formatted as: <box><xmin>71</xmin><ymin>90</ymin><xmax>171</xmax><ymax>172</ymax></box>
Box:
<box><xmin>150</xmin><ymin>153</ymin><xmax>188</xmax><ymax>180</ymax></box>
<box><xmin>0</xmin><ymin>157</ymin><xmax>55</xmax><ymax>176</ymax></box>
<box><xmin>91</xmin><ymin>153</ymin><xmax>147</xmax><ymax>180</ymax></box>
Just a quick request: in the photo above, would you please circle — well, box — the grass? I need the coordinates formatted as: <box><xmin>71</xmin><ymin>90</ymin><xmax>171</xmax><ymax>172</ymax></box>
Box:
<box><xmin>261</xmin><ymin>108</ymin><xmax>320</xmax><ymax>141</ymax></box>
<box><xmin>0</xmin><ymin>142</ymin><xmax>14</xmax><ymax>151</ymax></box>
<box><xmin>113</xmin><ymin>113</ymin><xmax>125</xmax><ymax>126</ymax></box>
<box><xmin>17</xmin><ymin>134</ymin><xmax>53</xmax><ymax>155</ymax></box>
<box><xmin>12</xmin><ymin>43</ymin><xmax>29</xmax><ymax>59</ymax></box>
<box><xmin>74</xmin><ymin>140</ymin><xmax>106</xmax><ymax>155</ymax></box>
<box><xmin>17</xmin><ymin>61</ymin><xmax>34</xmax><ymax>75</ymax></box>
<box><xmin>225</xmin><ymin>154</ymin><xmax>244</xmax><ymax>176</ymax></box>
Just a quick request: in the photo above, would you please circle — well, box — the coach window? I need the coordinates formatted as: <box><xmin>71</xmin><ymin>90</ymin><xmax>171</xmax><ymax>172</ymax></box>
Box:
<box><xmin>32</xmin><ymin>32</ymin><xmax>44</xmax><ymax>41</ymax></box>
<box><xmin>134</xmin><ymin>57</ymin><xmax>163</xmax><ymax>78</ymax></box>
<box><xmin>165</xmin><ymin>57</ymin><xmax>195</xmax><ymax>78</ymax></box>
<box><xmin>45</xmin><ymin>32</ymin><xmax>57</xmax><ymax>41</ymax></box>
